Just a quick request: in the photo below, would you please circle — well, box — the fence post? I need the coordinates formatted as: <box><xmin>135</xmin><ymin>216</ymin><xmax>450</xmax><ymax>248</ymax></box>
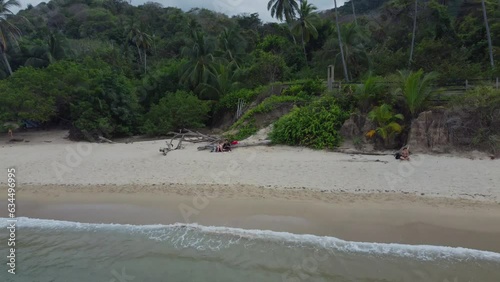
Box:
<box><xmin>465</xmin><ymin>79</ymin><xmax>468</xmax><ymax>90</ymax></box>
<box><xmin>327</xmin><ymin>65</ymin><xmax>334</xmax><ymax>91</ymax></box>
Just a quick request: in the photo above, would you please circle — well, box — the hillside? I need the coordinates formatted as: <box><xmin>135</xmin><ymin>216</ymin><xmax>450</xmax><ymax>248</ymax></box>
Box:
<box><xmin>0</xmin><ymin>0</ymin><xmax>498</xmax><ymax>153</ymax></box>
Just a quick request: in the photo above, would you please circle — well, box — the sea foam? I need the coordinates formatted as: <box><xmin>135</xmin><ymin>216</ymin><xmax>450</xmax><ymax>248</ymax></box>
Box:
<box><xmin>1</xmin><ymin>217</ymin><xmax>500</xmax><ymax>262</ymax></box>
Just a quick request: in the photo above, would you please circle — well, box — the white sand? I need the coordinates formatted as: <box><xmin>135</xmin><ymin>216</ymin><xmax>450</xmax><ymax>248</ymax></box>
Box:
<box><xmin>0</xmin><ymin>130</ymin><xmax>499</xmax><ymax>203</ymax></box>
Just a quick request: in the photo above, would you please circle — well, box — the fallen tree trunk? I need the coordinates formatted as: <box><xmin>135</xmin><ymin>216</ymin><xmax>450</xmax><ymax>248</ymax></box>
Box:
<box><xmin>98</xmin><ymin>136</ymin><xmax>114</xmax><ymax>143</ymax></box>
<box><xmin>233</xmin><ymin>140</ymin><xmax>272</xmax><ymax>148</ymax></box>
<box><xmin>333</xmin><ymin>149</ymin><xmax>393</xmax><ymax>156</ymax></box>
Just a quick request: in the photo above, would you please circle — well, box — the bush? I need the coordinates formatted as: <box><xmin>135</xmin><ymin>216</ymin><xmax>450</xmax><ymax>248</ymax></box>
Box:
<box><xmin>270</xmin><ymin>97</ymin><xmax>349</xmax><ymax>149</ymax></box>
<box><xmin>69</xmin><ymin>62</ymin><xmax>140</xmax><ymax>140</ymax></box>
<box><xmin>216</xmin><ymin>87</ymin><xmax>262</xmax><ymax>113</ymax></box>
<box><xmin>281</xmin><ymin>79</ymin><xmax>326</xmax><ymax>99</ymax></box>
<box><xmin>227</xmin><ymin>95</ymin><xmax>305</xmax><ymax>140</ymax></box>
<box><xmin>143</xmin><ymin>91</ymin><xmax>210</xmax><ymax>136</ymax></box>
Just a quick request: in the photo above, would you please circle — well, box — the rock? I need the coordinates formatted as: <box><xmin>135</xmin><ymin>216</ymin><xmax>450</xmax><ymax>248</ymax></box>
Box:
<box><xmin>408</xmin><ymin>110</ymin><xmax>450</xmax><ymax>152</ymax></box>
<box><xmin>340</xmin><ymin>116</ymin><xmax>360</xmax><ymax>139</ymax></box>
<box><xmin>360</xmin><ymin>117</ymin><xmax>375</xmax><ymax>142</ymax></box>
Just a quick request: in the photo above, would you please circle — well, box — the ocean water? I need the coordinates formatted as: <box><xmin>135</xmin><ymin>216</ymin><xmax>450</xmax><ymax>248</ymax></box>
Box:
<box><xmin>1</xmin><ymin>218</ymin><xmax>500</xmax><ymax>282</ymax></box>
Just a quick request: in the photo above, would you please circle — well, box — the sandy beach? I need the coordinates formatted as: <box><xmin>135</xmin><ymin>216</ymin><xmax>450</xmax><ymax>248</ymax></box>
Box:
<box><xmin>1</xmin><ymin>130</ymin><xmax>500</xmax><ymax>252</ymax></box>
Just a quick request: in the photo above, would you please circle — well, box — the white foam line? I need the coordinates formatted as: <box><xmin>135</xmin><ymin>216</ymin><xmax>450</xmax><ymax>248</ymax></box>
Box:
<box><xmin>2</xmin><ymin>217</ymin><xmax>500</xmax><ymax>261</ymax></box>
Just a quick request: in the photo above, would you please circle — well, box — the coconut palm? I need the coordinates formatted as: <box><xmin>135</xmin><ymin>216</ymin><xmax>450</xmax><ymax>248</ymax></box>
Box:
<box><xmin>395</xmin><ymin>69</ymin><xmax>439</xmax><ymax>119</ymax></box>
<box><xmin>333</xmin><ymin>0</ymin><xmax>349</xmax><ymax>82</ymax></box>
<box><xmin>180</xmin><ymin>31</ymin><xmax>218</xmax><ymax>91</ymax></box>
<box><xmin>351</xmin><ymin>0</ymin><xmax>358</xmax><ymax>26</ymax></box>
<box><xmin>25</xmin><ymin>32</ymin><xmax>69</xmax><ymax>67</ymax></box>
<box><xmin>290</xmin><ymin>0</ymin><xmax>319</xmax><ymax>62</ymax></box>
<box><xmin>126</xmin><ymin>21</ymin><xmax>152</xmax><ymax>73</ymax></box>
<box><xmin>216</xmin><ymin>27</ymin><xmax>247</xmax><ymax>68</ymax></box>
<box><xmin>0</xmin><ymin>0</ymin><xmax>21</xmax><ymax>75</ymax></box>
<box><xmin>197</xmin><ymin>63</ymin><xmax>239</xmax><ymax>100</ymax></box>
<box><xmin>321</xmin><ymin>24</ymin><xmax>370</xmax><ymax>80</ymax></box>
<box><xmin>481</xmin><ymin>0</ymin><xmax>494</xmax><ymax>69</ymax></box>
<box><xmin>267</xmin><ymin>0</ymin><xmax>300</xmax><ymax>23</ymax></box>
<box><xmin>408</xmin><ymin>0</ymin><xmax>418</xmax><ymax>67</ymax></box>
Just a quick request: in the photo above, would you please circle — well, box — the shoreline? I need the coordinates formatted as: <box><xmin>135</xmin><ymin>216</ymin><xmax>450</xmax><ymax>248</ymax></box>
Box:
<box><xmin>1</xmin><ymin>131</ymin><xmax>499</xmax><ymax>254</ymax></box>
<box><xmin>2</xmin><ymin>184</ymin><xmax>500</xmax><ymax>253</ymax></box>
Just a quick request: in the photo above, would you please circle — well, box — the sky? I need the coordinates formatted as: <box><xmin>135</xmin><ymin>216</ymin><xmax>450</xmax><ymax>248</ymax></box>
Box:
<box><xmin>14</xmin><ymin>0</ymin><xmax>347</xmax><ymax>23</ymax></box>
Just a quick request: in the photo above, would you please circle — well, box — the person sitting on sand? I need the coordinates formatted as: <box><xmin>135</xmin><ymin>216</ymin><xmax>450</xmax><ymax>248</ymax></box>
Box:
<box><xmin>222</xmin><ymin>139</ymin><xmax>231</xmax><ymax>152</ymax></box>
<box><xmin>400</xmin><ymin>146</ymin><xmax>410</xmax><ymax>161</ymax></box>
<box><xmin>216</xmin><ymin>140</ymin><xmax>224</xmax><ymax>152</ymax></box>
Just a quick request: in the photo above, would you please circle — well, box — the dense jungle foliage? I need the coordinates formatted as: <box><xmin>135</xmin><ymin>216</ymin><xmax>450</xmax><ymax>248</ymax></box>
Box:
<box><xmin>0</xmin><ymin>0</ymin><xmax>498</xmax><ymax>148</ymax></box>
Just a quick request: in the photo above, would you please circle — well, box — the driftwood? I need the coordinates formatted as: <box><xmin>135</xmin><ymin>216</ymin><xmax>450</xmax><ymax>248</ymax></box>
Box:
<box><xmin>233</xmin><ymin>140</ymin><xmax>272</xmax><ymax>148</ymax></box>
<box><xmin>167</xmin><ymin>129</ymin><xmax>219</xmax><ymax>144</ymax></box>
<box><xmin>159</xmin><ymin>134</ymin><xmax>186</xmax><ymax>156</ymax></box>
<box><xmin>333</xmin><ymin>149</ymin><xmax>394</xmax><ymax>156</ymax></box>
<box><xmin>197</xmin><ymin>140</ymin><xmax>272</xmax><ymax>151</ymax></box>
<box><xmin>98</xmin><ymin>136</ymin><xmax>114</xmax><ymax>144</ymax></box>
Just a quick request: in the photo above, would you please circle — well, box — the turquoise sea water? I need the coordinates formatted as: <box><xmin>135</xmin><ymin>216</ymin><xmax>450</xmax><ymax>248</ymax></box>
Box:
<box><xmin>1</xmin><ymin>217</ymin><xmax>500</xmax><ymax>282</ymax></box>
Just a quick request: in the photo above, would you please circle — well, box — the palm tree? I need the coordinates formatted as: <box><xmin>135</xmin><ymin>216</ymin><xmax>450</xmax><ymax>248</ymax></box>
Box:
<box><xmin>126</xmin><ymin>21</ymin><xmax>152</xmax><ymax>73</ymax></box>
<box><xmin>267</xmin><ymin>0</ymin><xmax>299</xmax><ymax>22</ymax></box>
<box><xmin>197</xmin><ymin>63</ymin><xmax>239</xmax><ymax>100</ymax></box>
<box><xmin>408</xmin><ymin>0</ymin><xmax>418</xmax><ymax>67</ymax></box>
<box><xmin>0</xmin><ymin>0</ymin><xmax>21</xmax><ymax>76</ymax></box>
<box><xmin>291</xmin><ymin>0</ymin><xmax>319</xmax><ymax>62</ymax></box>
<box><xmin>25</xmin><ymin>32</ymin><xmax>69</xmax><ymax>67</ymax></box>
<box><xmin>333</xmin><ymin>0</ymin><xmax>349</xmax><ymax>82</ymax></box>
<box><xmin>481</xmin><ymin>0</ymin><xmax>494</xmax><ymax>69</ymax></box>
<box><xmin>395</xmin><ymin>69</ymin><xmax>439</xmax><ymax>119</ymax></box>
<box><xmin>321</xmin><ymin>24</ymin><xmax>370</xmax><ymax>80</ymax></box>
<box><xmin>180</xmin><ymin>31</ymin><xmax>218</xmax><ymax>91</ymax></box>
<box><xmin>216</xmin><ymin>27</ymin><xmax>247</xmax><ymax>68</ymax></box>
<box><xmin>351</xmin><ymin>0</ymin><xmax>358</xmax><ymax>26</ymax></box>
<box><xmin>366</xmin><ymin>104</ymin><xmax>404</xmax><ymax>148</ymax></box>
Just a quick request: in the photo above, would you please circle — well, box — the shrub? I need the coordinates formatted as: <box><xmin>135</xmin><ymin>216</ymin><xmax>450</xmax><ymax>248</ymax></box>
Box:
<box><xmin>69</xmin><ymin>64</ymin><xmax>140</xmax><ymax>140</ymax></box>
<box><xmin>227</xmin><ymin>95</ymin><xmax>306</xmax><ymax>140</ymax></box>
<box><xmin>270</xmin><ymin>96</ymin><xmax>349</xmax><ymax>149</ymax></box>
<box><xmin>216</xmin><ymin>87</ymin><xmax>262</xmax><ymax>113</ymax></box>
<box><xmin>282</xmin><ymin>79</ymin><xmax>326</xmax><ymax>98</ymax></box>
<box><xmin>143</xmin><ymin>91</ymin><xmax>210</xmax><ymax>136</ymax></box>
<box><xmin>355</xmin><ymin>75</ymin><xmax>394</xmax><ymax>113</ymax></box>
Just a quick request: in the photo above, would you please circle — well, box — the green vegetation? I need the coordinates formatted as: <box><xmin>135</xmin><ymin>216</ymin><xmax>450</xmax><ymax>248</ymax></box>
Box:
<box><xmin>270</xmin><ymin>96</ymin><xmax>349</xmax><ymax>149</ymax></box>
<box><xmin>447</xmin><ymin>86</ymin><xmax>500</xmax><ymax>154</ymax></box>
<box><xmin>366</xmin><ymin>104</ymin><xmax>404</xmax><ymax>148</ymax></box>
<box><xmin>229</xmin><ymin>94</ymin><xmax>306</xmax><ymax>140</ymax></box>
<box><xmin>143</xmin><ymin>91</ymin><xmax>210</xmax><ymax>136</ymax></box>
<box><xmin>0</xmin><ymin>0</ymin><xmax>498</xmax><ymax>151</ymax></box>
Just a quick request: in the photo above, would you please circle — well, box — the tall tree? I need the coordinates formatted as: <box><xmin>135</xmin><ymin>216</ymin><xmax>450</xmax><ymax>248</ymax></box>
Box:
<box><xmin>334</xmin><ymin>0</ymin><xmax>349</xmax><ymax>82</ymax></box>
<box><xmin>180</xmin><ymin>31</ymin><xmax>218</xmax><ymax>91</ymax></box>
<box><xmin>352</xmin><ymin>0</ymin><xmax>358</xmax><ymax>26</ymax></box>
<box><xmin>408</xmin><ymin>0</ymin><xmax>418</xmax><ymax>67</ymax></box>
<box><xmin>481</xmin><ymin>0</ymin><xmax>494</xmax><ymax>69</ymax></box>
<box><xmin>126</xmin><ymin>21</ymin><xmax>152</xmax><ymax>74</ymax></box>
<box><xmin>267</xmin><ymin>0</ymin><xmax>299</xmax><ymax>22</ymax></box>
<box><xmin>291</xmin><ymin>0</ymin><xmax>319</xmax><ymax>62</ymax></box>
<box><xmin>0</xmin><ymin>0</ymin><xmax>21</xmax><ymax>76</ymax></box>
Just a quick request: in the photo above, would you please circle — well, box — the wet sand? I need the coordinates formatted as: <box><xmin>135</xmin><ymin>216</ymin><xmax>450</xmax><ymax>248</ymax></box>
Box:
<box><xmin>2</xmin><ymin>184</ymin><xmax>500</xmax><ymax>253</ymax></box>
